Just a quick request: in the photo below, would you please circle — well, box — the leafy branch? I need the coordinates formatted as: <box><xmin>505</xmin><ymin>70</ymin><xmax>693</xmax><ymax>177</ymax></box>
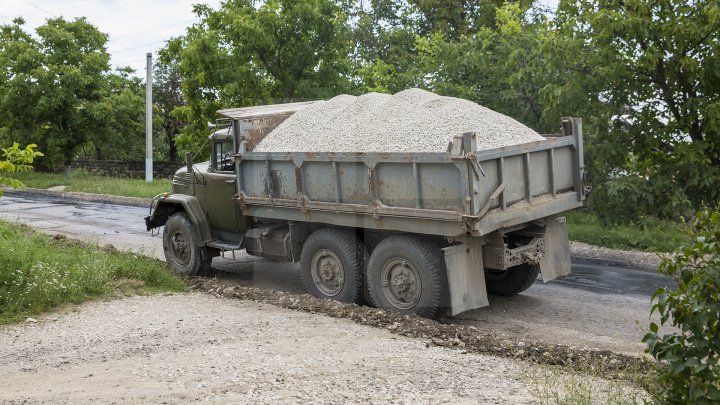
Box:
<box><xmin>0</xmin><ymin>143</ymin><xmax>44</xmax><ymax>197</ymax></box>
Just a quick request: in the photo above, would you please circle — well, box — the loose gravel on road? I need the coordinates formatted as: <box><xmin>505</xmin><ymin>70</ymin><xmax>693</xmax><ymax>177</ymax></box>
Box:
<box><xmin>255</xmin><ymin>89</ymin><xmax>545</xmax><ymax>153</ymax></box>
<box><xmin>0</xmin><ymin>294</ymin><xmax>534</xmax><ymax>404</ymax></box>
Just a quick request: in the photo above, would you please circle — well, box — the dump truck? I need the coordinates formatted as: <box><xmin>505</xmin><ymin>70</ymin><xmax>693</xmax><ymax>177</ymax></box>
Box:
<box><xmin>145</xmin><ymin>102</ymin><xmax>587</xmax><ymax>318</ymax></box>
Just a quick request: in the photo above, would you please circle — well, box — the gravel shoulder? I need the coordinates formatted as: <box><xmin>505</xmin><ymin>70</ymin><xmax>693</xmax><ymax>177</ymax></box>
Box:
<box><xmin>0</xmin><ymin>293</ymin><xmax>535</xmax><ymax>404</ymax></box>
<box><xmin>569</xmin><ymin>241</ymin><xmax>663</xmax><ymax>272</ymax></box>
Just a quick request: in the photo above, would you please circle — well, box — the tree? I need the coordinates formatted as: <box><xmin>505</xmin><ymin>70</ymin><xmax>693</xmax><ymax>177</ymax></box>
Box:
<box><xmin>350</xmin><ymin>0</ymin><xmax>426</xmax><ymax>93</ymax></box>
<box><xmin>0</xmin><ymin>143</ymin><xmax>43</xmax><ymax>197</ymax></box>
<box><xmin>408</xmin><ymin>0</ymin><xmax>533</xmax><ymax>37</ymax></box>
<box><xmin>86</xmin><ymin>67</ymin><xmax>148</xmax><ymax>161</ymax></box>
<box><xmin>153</xmin><ymin>54</ymin><xmax>184</xmax><ymax>163</ymax></box>
<box><xmin>166</xmin><ymin>0</ymin><xmax>354</xmax><ymax>151</ymax></box>
<box><xmin>554</xmin><ymin>0</ymin><xmax>720</xmax><ymax>222</ymax></box>
<box><xmin>0</xmin><ymin>17</ymin><xmax>110</xmax><ymax>172</ymax></box>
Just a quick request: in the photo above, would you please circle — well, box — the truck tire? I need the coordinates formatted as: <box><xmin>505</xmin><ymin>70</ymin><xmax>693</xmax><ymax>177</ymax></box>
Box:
<box><xmin>366</xmin><ymin>235</ymin><xmax>446</xmax><ymax>319</ymax></box>
<box><xmin>163</xmin><ymin>212</ymin><xmax>213</xmax><ymax>276</ymax></box>
<box><xmin>300</xmin><ymin>228</ymin><xmax>365</xmax><ymax>304</ymax></box>
<box><xmin>484</xmin><ymin>263</ymin><xmax>539</xmax><ymax>296</ymax></box>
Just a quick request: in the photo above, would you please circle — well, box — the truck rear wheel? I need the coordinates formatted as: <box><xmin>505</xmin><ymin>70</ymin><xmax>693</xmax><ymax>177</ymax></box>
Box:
<box><xmin>366</xmin><ymin>236</ymin><xmax>446</xmax><ymax>319</ymax></box>
<box><xmin>163</xmin><ymin>212</ymin><xmax>213</xmax><ymax>276</ymax></box>
<box><xmin>300</xmin><ymin>228</ymin><xmax>365</xmax><ymax>304</ymax></box>
<box><xmin>484</xmin><ymin>263</ymin><xmax>539</xmax><ymax>296</ymax></box>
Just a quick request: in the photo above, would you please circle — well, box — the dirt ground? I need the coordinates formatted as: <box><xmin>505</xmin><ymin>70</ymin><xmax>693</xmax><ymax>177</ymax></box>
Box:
<box><xmin>0</xmin><ymin>192</ymin><xmax>660</xmax><ymax>403</ymax></box>
<box><xmin>0</xmin><ymin>294</ymin><xmax>535</xmax><ymax>404</ymax></box>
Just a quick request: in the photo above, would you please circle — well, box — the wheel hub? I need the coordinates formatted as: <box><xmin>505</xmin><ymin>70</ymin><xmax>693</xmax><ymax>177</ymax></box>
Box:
<box><xmin>311</xmin><ymin>249</ymin><xmax>344</xmax><ymax>296</ymax></box>
<box><xmin>381</xmin><ymin>259</ymin><xmax>421</xmax><ymax>310</ymax></box>
<box><xmin>171</xmin><ymin>232</ymin><xmax>190</xmax><ymax>265</ymax></box>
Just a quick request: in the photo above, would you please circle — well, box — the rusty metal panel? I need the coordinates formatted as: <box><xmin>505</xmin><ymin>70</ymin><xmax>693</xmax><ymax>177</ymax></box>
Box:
<box><xmin>242</xmin><ymin>204</ymin><xmax>468</xmax><ymax>236</ymax></box>
<box><xmin>303</xmin><ymin>162</ymin><xmax>336</xmax><ymax>202</ymax></box>
<box><xmin>530</xmin><ymin>150</ymin><xmax>551</xmax><ymax>197</ymax></box>
<box><xmin>242</xmin><ymin>114</ymin><xmax>294</xmax><ymax>152</ymax></box>
<box><xmin>376</xmin><ymin>163</ymin><xmax>415</xmax><ymax>207</ymax></box>
<box><xmin>475</xmin><ymin>160</ymin><xmax>501</xmax><ymax>212</ymax></box>
<box><xmin>242</xmin><ymin>160</ymin><xmax>268</xmax><ymax>198</ymax></box>
<box><xmin>476</xmin><ymin>192</ymin><xmax>583</xmax><ymax>235</ymax></box>
<box><xmin>502</xmin><ymin>155</ymin><xmax>525</xmax><ymax>205</ymax></box>
<box><xmin>554</xmin><ymin>147</ymin><xmax>574</xmax><ymax>191</ymax></box>
<box><xmin>418</xmin><ymin>163</ymin><xmax>463</xmax><ymax>211</ymax></box>
<box><xmin>267</xmin><ymin>160</ymin><xmax>297</xmax><ymax>200</ymax></box>
<box><xmin>338</xmin><ymin>162</ymin><xmax>370</xmax><ymax>204</ymax></box>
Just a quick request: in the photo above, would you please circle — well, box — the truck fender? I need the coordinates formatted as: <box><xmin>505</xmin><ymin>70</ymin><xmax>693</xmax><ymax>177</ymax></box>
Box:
<box><xmin>537</xmin><ymin>217</ymin><xmax>571</xmax><ymax>282</ymax></box>
<box><xmin>442</xmin><ymin>241</ymin><xmax>490</xmax><ymax>316</ymax></box>
<box><xmin>145</xmin><ymin>194</ymin><xmax>213</xmax><ymax>244</ymax></box>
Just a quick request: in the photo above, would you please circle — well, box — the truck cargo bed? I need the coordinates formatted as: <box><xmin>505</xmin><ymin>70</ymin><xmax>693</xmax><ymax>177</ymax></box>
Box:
<box><xmin>235</xmin><ymin>118</ymin><xmax>586</xmax><ymax>238</ymax></box>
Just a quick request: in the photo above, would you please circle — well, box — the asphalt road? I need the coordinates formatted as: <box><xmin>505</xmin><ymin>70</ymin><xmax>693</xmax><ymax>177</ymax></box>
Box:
<box><xmin>0</xmin><ymin>193</ymin><xmax>674</xmax><ymax>354</ymax></box>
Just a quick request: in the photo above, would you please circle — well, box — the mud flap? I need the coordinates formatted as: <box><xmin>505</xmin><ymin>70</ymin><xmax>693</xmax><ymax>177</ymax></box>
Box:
<box><xmin>538</xmin><ymin>217</ymin><xmax>571</xmax><ymax>282</ymax></box>
<box><xmin>442</xmin><ymin>242</ymin><xmax>489</xmax><ymax>316</ymax></box>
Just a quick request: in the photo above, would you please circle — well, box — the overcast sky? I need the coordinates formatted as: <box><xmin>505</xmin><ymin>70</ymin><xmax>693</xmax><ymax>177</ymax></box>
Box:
<box><xmin>1</xmin><ymin>0</ymin><xmax>559</xmax><ymax>78</ymax></box>
<box><xmin>0</xmin><ymin>0</ymin><xmax>221</xmax><ymax>76</ymax></box>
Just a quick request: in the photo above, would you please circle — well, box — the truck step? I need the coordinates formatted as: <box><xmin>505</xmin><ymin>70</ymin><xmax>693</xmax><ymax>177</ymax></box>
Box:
<box><xmin>207</xmin><ymin>240</ymin><xmax>242</xmax><ymax>251</ymax></box>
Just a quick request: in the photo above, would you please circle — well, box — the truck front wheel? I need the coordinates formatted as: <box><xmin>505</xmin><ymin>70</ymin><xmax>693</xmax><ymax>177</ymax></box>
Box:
<box><xmin>300</xmin><ymin>228</ymin><xmax>365</xmax><ymax>304</ymax></box>
<box><xmin>484</xmin><ymin>263</ymin><xmax>539</xmax><ymax>296</ymax></box>
<box><xmin>163</xmin><ymin>212</ymin><xmax>213</xmax><ymax>276</ymax></box>
<box><xmin>366</xmin><ymin>236</ymin><xmax>446</xmax><ymax>319</ymax></box>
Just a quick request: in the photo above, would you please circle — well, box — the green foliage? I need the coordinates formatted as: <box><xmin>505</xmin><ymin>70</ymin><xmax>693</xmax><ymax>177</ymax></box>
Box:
<box><xmin>0</xmin><ymin>221</ymin><xmax>186</xmax><ymax>324</ymax></box>
<box><xmin>643</xmin><ymin>210</ymin><xmax>720</xmax><ymax>403</ymax></box>
<box><xmin>163</xmin><ymin>0</ymin><xmax>354</xmax><ymax>151</ymax></box>
<box><xmin>566</xmin><ymin>211</ymin><xmax>690</xmax><ymax>253</ymax></box>
<box><xmin>0</xmin><ymin>17</ymin><xmax>110</xmax><ymax>168</ymax></box>
<box><xmin>555</xmin><ymin>0</ymin><xmax>720</xmax><ymax>222</ymax></box>
<box><xmin>0</xmin><ymin>143</ymin><xmax>43</xmax><ymax>197</ymax></box>
<box><xmin>11</xmin><ymin>169</ymin><xmax>172</xmax><ymax>199</ymax></box>
<box><xmin>86</xmin><ymin>67</ymin><xmax>153</xmax><ymax>161</ymax></box>
<box><xmin>0</xmin><ymin>19</ymin><xmax>151</xmax><ymax>166</ymax></box>
<box><xmin>153</xmin><ymin>56</ymin><xmax>184</xmax><ymax>162</ymax></box>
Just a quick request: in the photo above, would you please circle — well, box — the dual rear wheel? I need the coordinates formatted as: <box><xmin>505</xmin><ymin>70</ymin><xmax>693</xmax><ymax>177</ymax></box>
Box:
<box><xmin>300</xmin><ymin>231</ymin><xmax>446</xmax><ymax>318</ymax></box>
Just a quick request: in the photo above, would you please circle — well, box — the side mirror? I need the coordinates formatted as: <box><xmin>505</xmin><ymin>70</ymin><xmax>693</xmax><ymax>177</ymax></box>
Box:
<box><xmin>186</xmin><ymin>152</ymin><xmax>193</xmax><ymax>174</ymax></box>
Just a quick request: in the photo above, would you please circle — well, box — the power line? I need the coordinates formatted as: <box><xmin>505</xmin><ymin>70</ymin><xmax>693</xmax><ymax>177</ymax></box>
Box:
<box><xmin>20</xmin><ymin>0</ymin><xmax>58</xmax><ymax>18</ymax></box>
<box><xmin>108</xmin><ymin>17</ymin><xmax>197</xmax><ymax>41</ymax></box>
<box><xmin>110</xmin><ymin>39</ymin><xmax>170</xmax><ymax>54</ymax></box>
<box><xmin>15</xmin><ymin>0</ymin><xmax>112</xmax><ymax>19</ymax></box>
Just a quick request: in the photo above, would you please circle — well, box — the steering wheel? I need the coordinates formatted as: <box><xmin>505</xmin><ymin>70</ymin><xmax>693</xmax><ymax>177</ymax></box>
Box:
<box><xmin>220</xmin><ymin>152</ymin><xmax>234</xmax><ymax>171</ymax></box>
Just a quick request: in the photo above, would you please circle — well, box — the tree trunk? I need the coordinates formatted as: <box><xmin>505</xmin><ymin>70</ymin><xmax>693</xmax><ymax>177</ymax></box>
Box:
<box><xmin>95</xmin><ymin>145</ymin><xmax>103</xmax><ymax>160</ymax></box>
<box><xmin>63</xmin><ymin>164</ymin><xmax>72</xmax><ymax>179</ymax></box>
<box><xmin>168</xmin><ymin>135</ymin><xmax>177</xmax><ymax>163</ymax></box>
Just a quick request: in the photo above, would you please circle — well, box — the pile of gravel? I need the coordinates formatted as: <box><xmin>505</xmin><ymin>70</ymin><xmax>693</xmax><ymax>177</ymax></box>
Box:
<box><xmin>254</xmin><ymin>88</ymin><xmax>545</xmax><ymax>153</ymax></box>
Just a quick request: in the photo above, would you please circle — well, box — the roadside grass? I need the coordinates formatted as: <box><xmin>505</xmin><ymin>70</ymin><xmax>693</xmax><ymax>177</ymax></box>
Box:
<box><xmin>566</xmin><ymin>210</ymin><xmax>690</xmax><ymax>253</ymax></box>
<box><xmin>11</xmin><ymin>170</ymin><xmax>172</xmax><ymax>198</ymax></box>
<box><xmin>0</xmin><ymin>220</ymin><xmax>186</xmax><ymax>324</ymax></box>
<box><xmin>525</xmin><ymin>358</ymin><xmax>657</xmax><ymax>405</ymax></box>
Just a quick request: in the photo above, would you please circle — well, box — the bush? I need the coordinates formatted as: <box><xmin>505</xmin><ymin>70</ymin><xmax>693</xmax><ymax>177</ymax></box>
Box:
<box><xmin>643</xmin><ymin>210</ymin><xmax>720</xmax><ymax>403</ymax></box>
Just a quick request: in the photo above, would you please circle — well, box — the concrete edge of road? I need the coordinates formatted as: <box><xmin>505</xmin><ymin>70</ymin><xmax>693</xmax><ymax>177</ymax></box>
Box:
<box><xmin>3</xmin><ymin>187</ymin><xmax>663</xmax><ymax>272</ymax></box>
<box><xmin>3</xmin><ymin>187</ymin><xmax>152</xmax><ymax>208</ymax></box>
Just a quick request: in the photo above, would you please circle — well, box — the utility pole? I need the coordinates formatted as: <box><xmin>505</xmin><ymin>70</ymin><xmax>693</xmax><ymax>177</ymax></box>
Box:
<box><xmin>145</xmin><ymin>52</ymin><xmax>153</xmax><ymax>182</ymax></box>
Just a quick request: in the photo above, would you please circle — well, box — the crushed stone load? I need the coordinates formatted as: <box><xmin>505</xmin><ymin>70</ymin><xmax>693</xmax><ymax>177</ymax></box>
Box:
<box><xmin>254</xmin><ymin>88</ymin><xmax>545</xmax><ymax>153</ymax></box>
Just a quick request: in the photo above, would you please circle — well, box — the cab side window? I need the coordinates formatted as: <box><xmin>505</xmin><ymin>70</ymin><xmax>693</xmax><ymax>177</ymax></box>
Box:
<box><xmin>214</xmin><ymin>142</ymin><xmax>234</xmax><ymax>172</ymax></box>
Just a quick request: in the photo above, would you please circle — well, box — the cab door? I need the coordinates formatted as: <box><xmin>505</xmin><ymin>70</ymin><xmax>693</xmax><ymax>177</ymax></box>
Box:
<box><xmin>205</xmin><ymin>141</ymin><xmax>242</xmax><ymax>234</ymax></box>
